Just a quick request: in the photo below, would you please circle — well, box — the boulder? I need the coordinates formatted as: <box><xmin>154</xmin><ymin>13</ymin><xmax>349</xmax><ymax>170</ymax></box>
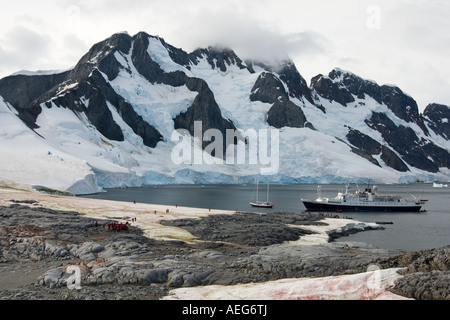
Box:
<box><xmin>38</xmin><ymin>268</ymin><xmax>64</xmax><ymax>288</ymax></box>
<box><xmin>142</xmin><ymin>269</ymin><xmax>169</xmax><ymax>284</ymax></box>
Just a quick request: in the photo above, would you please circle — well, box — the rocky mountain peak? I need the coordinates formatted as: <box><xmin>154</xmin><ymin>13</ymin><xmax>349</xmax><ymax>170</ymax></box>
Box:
<box><xmin>424</xmin><ymin>103</ymin><xmax>450</xmax><ymax>140</ymax></box>
<box><xmin>311</xmin><ymin>68</ymin><xmax>428</xmax><ymax>131</ymax></box>
<box><xmin>68</xmin><ymin>32</ymin><xmax>133</xmax><ymax>83</ymax></box>
<box><xmin>379</xmin><ymin>84</ymin><xmax>424</xmax><ymax>128</ymax></box>
<box><xmin>0</xmin><ymin>31</ymin><xmax>449</xmax><ymax>194</ymax></box>
<box><xmin>310</xmin><ymin>71</ymin><xmax>355</xmax><ymax>107</ymax></box>
<box><xmin>190</xmin><ymin>46</ymin><xmax>251</xmax><ymax>73</ymax></box>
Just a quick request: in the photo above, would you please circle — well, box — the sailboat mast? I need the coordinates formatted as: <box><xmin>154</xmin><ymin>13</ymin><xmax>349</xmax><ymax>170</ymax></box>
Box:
<box><xmin>256</xmin><ymin>179</ymin><xmax>259</xmax><ymax>202</ymax></box>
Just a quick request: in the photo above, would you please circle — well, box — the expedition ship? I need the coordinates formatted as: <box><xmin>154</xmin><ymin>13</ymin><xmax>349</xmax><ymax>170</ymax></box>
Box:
<box><xmin>301</xmin><ymin>185</ymin><xmax>427</xmax><ymax>212</ymax></box>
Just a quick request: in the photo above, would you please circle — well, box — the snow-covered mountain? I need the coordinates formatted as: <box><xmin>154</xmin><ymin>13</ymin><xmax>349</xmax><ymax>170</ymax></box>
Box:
<box><xmin>0</xmin><ymin>31</ymin><xmax>449</xmax><ymax>195</ymax></box>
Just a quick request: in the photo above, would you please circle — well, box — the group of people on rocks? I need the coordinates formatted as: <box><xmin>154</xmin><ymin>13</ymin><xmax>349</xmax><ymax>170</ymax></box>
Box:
<box><xmin>301</xmin><ymin>211</ymin><xmax>354</xmax><ymax>220</ymax></box>
<box><xmin>317</xmin><ymin>212</ymin><xmax>353</xmax><ymax>219</ymax></box>
<box><xmin>94</xmin><ymin>220</ymin><xmax>134</xmax><ymax>232</ymax></box>
<box><xmin>106</xmin><ymin>222</ymin><xmax>130</xmax><ymax>231</ymax></box>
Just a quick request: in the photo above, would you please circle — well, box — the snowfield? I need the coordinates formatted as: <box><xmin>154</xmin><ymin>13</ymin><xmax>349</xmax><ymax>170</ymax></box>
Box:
<box><xmin>0</xmin><ymin>97</ymin><xmax>100</xmax><ymax>195</ymax></box>
<box><xmin>0</xmin><ymin>35</ymin><xmax>449</xmax><ymax>194</ymax></box>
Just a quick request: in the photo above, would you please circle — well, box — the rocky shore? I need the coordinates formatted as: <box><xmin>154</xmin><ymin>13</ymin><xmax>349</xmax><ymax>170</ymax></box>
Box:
<box><xmin>0</xmin><ymin>186</ymin><xmax>449</xmax><ymax>301</ymax></box>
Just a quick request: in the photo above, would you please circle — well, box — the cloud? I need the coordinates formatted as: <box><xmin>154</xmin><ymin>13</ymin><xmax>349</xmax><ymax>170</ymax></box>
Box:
<box><xmin>0</xmin><ymin>26</ymin><xmax>52</xmax><ymax>75</ymax></box>
<box><xmin>0</xmin><ymin>0</ymin><xmax>449</xmax><ymax>110</ymax></box>
<box><xmin>285</xmin><ymin>31</ymin><xmax>334</xmax><ymax>57</ymax></box>
<box><xmin>173</xmin><ymin>7</ymin><xmax>332</xmax><ymax>66</ymax></box>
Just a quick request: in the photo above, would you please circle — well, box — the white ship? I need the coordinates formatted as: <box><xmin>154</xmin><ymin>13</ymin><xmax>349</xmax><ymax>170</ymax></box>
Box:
<box><xmin>301</xmin><ymin>185</ymin><xmax>427</xmax><ymax>212</ymax></box>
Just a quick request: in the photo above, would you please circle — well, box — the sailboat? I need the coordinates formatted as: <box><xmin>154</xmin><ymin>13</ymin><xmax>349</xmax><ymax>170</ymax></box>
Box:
<box><xmin>250</xmin><ymin>180</ymin><xmax>274</xmax><ymax>208</ymax></box>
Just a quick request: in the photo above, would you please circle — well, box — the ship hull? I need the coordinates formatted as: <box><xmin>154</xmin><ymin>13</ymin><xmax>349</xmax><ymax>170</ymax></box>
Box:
<box><xmin>250</xmin><ymin>202</ymin><xmax>274</xmax><ymax>208</ymax></box>
<box><xmin>302</xmin><ymin>200</ymin><xmax>422</xmax><ymax>212</ymax></box>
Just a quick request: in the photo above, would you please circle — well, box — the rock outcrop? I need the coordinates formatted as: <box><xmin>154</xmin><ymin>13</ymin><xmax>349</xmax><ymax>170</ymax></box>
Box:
<box><xmin>250</xmin><ymin>72</ymin><xmax>311</xmax><ymax>129</ymax></box>
<box><xmin>2</xmin><ymin>201</ymin><xmax>449</xmax><ymax>300</ymax></box>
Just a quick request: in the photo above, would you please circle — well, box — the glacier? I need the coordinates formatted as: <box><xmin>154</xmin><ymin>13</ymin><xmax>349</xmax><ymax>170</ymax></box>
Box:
<box><xmin>0</xmin><ymin>97</ymin><xmax>101</xmax><ymax>195</ymax></box>
<box><xmin>0</xmin><ymin>32</ymin><xmax>449</xmax><ymax>195</ymax></box>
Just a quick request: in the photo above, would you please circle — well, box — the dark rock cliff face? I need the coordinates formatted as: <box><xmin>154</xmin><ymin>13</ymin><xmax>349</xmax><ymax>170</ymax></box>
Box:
<box><xmin>173</xmin><ymin>77</ymin><xmax>239</xmax><ymax>152</ymax></box>
<box><xmin>329</xmin><ymin>69</ymin><xmax>383</xmax><ymax>104</ymax></box>
<box><xmin>311</xmin><ymin>73</ymin><xmax>355</xmax><ymax>107</ymax></box>
<box><xmin>190</xmin><ymin>47</ymin><xmax>251</xmax><ymax>73</ymax></box>
<box><xmin>310</xmin><ymin>69</ymin><xmax>428</xmax><ymax>134</ymax></box>
<box><xmin>267</xmin><ymin>100</ymin><xmax>310</xmax><ymax>129</ymax></box>
<box><xmin>88</xmin><ymin>69</ymin><xmax>163</xmax><ymax>148</ymax></box>
<box><xmin>0</xmin><ymin>32</ymin><xmax>166</xmax><ymax>148</ymax></box>
<box><xmin>0</xmin><ymin>71</ymin><xmax>69</xmax><ymax>128</ymax></box>
<box><xmin>130</xmin><ymin>33</ymin><xmax>241</xmax><ymax>152</ymax></box>
<box><xmin>275</xmin><ymin>61</ymin><xmax>313</xmax><ymax>104</ymax></box>
<box><xmin>365</xmin><ymin>112</ymin><xmax>450</xmax><ymax>173</ymax></box>
<box><xmin>131</xmin><ymin>32</ymin><xmax>187</xmax><ymax>87</ymax></box>
<box><xmin>380</xmin><ymin>85</ymin><xmax>428</xmax><ymax>134</ymax></box>
<box><xmin>424</xmin><ymin>103</ymin><xmax>450</xmax><ymax>140</ymax></box>
<box><xmin>250</xmin><ymin>72</ymin><xmax>285</xmax><ymax>105</ymax></box>
<box><xmin>346</xmin><ymin>128</ymin><xmax>409</xmax><ymax>172</ymax></box>
<box><xmin>48</xmin><ymin>74</ymin><xmax>125</xmax><ymax>143</ymax></box>
<box><xmin>71</xmin><ymin>32</ymin><xmax>133</xmax><ymax>82</ymax></box>
<box><xmin>309</xmin><ymin>68</ymin><xmax>450</xmax><ymax>173</ymax></box>
<box><xmin>250</xmin><ymin>72</ymin><xmax>311</xmax><ymax>129</ymax></box>
<box><xmin>0</xmin><ymin>31</ymin><xmax>449</xmax><ymax>177</ymax></box>
<box><xmin>38</xmin><ymin>33</ymin><xmax>164</xmax><ymax>148</ymax></box>
<box><xmin>0</xmin><ymin>32</ymin><xmax>243</xmax><ymax>153</ymax></box>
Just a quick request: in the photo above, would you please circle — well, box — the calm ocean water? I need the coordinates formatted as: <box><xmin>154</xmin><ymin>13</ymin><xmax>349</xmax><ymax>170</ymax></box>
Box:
<box><xmin>83</xmin><ymin>183</ymin><xmax>450</xmax><ymax>252</ymax></box>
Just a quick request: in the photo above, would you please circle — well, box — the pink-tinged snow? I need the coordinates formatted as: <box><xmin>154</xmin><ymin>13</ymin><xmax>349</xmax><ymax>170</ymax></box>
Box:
<box><xmin>0</xmin><ymin>185</ymin><xmax>410</xmax><ymax>300</ymax></box>
<box><xmin>163</xmin><ymin>268</ymin><xmax>411</xmax><ymax>300</ymax></box>
<box><xmin>289</xmin><ymin>217</ymin><xmax>380</xmax><ymax>245</ymax></box>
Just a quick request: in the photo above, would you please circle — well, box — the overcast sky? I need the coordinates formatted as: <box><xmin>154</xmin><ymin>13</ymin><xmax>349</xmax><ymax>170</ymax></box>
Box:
<box><xmin>0</xmin><ymin>0</ymin><xmax>449</xmax><ymax>112</ymax></box>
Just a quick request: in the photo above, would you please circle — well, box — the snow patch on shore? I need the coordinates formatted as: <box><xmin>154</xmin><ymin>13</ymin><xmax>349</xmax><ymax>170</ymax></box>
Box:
<box><xmin>0</xmin><ymin>186</ymin><xmax>408</xmax><ymax>300</ymax></box>
<box><xmin>163</xmin><ymin>268</ymin><xmax>409</xmax><ymax>300</ymax></box>
<box><xmin>293</xmin><ymin>218</ymin><xmax>380</xmax><ymax>246</ymax></box>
